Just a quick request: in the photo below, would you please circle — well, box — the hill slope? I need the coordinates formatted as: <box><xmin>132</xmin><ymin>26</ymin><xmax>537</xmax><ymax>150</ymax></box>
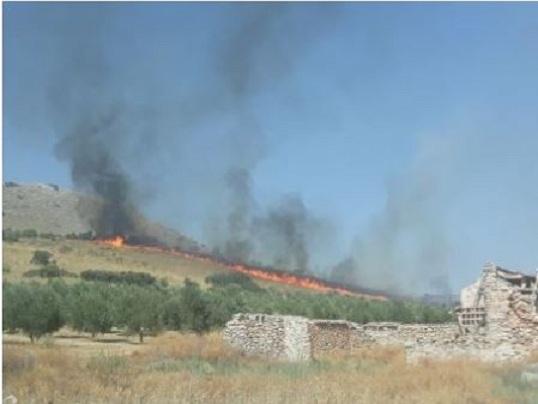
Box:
<box><xmin>3</xmin><ymin>182</ymin><xmax>199</xmax><ymax>249</ymax></box>
<box><xmin>3</xmin><ymin>183</ymin><xmax>89</xmax><ymax>235</ymax></box>
<box><xmin>2</xmin><ymin>182</ymin><xmax>388</xmax><ymax>299</ymax></box>
<box><xmin>3</xmin><ymin>238</ymin><xmax>228</xmax><ymax>286</ymax></box>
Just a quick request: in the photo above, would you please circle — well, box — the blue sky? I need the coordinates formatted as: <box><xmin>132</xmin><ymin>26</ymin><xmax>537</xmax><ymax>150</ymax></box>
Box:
<box><xmin>4</xmin><ymin>3</ymin><xmax>538</xmax><ymax>292</ymax></box>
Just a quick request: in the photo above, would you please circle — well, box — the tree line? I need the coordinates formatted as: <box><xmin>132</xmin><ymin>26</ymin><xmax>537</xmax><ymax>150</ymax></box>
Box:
<box><xmin>3</xmin><ymin>271</ymin><xmax>453</xmax><ymax>343</ymax></box>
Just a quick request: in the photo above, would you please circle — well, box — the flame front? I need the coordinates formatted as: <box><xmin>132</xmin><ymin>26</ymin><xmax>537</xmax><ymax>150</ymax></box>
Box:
<box><xmin>101</xmin><ymin>235</ymin><xmax>125</xmax><ymax>248</ymax></box>
<box><xmin>92</xmin><ymin>236</ymin><xmax>387</xmax><ymax>300</ymax></box>
<box><xmin>231</xmin><ymin>264</ymin><xmax>354</xmax><ymax>296</ymax></box>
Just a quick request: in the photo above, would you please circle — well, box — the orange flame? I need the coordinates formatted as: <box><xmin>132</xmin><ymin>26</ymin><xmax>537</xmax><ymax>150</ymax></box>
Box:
<box><xmin>92</xmin><ymin>236</ymin><xmax>387</xmax><ymax>300</ymax></box>
<box><xmin>230</xmin><ymin>264</ymin><xmax>354</xmax><ymax>296</ymax></box>
<box><xmin>100</xmin><ymin>235</ymin><xmax>125</xmax><ymax>248</ymax></box>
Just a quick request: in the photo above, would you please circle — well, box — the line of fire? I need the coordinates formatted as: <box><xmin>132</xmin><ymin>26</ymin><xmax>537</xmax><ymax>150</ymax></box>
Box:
<box><xmin>96</xmin><ymin>235</ymin><xmax>389</xmax><ymax>301</ymax></box>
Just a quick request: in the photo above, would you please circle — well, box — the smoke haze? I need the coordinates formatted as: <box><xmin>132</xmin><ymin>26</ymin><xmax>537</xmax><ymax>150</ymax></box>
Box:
<box><xmin>5</xmin><ymin>3</ymin><xmax>538</xmax><ymax>294</ymax></box>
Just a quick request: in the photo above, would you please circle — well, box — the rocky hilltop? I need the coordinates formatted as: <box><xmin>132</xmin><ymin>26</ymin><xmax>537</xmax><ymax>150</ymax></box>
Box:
<box><xmin>3</xmin><ymin>182</ymin><xmax>199</xmax><ymax>249</ymax></box>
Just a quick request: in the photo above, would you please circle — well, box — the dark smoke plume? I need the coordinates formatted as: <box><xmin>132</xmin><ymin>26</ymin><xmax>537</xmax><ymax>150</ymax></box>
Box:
<box><xmin>46</xmin><ymin>8</ymin><xmax>148</xmax><ymax>238</ymax></box>
<box><xmin>34</xmin><ymin>4</ymin><xmax>339</xmax><ymax>272</ymax></box>
<box><xmin>256</xmin><ymin>195</ymin><xmax>311</xmax><ymax>273</ymax></box>
<box><xmin>213</xmin><ymin>5</ymin><xmax>338</xmax><ymax>272</ymax></box>
<box><xmin>54</xmin><ymin>110</ymin><xmax>137</xmax><ymax>236</ymax></box>
<box><xmin>223</xmin><ymin>167</ymin><xmax>255</xmax><ymax>261</ymax></box>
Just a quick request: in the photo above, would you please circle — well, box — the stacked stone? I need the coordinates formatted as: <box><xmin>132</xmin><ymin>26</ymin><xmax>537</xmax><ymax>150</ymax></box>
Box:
<box><xmin>309</xmin><ymin>320</ymin><xmax>356</xmax><ymax>356</ymax></box>
<box><xmin>360</xmin><ymin>323</ymin><xmax>401</xmax><ymax>346</ymax></box>
<box><xmin>398</xmin><ymin>324</ymin><xmax>459</xmax><ymax>345</ymax></box>
<box><xmin>223</xmin><ymin>313</ymin><xmax>311</xmax><ymax>361</ymax></box>
<box><xmin>224</xmin><ymin>262</ymin><xmax>538</xmax><ymax>363</ymax></box>
<box><xmin>482</xmin><ymin>263</ymin><xmax>515</xmax><ymax>344</ymax></box>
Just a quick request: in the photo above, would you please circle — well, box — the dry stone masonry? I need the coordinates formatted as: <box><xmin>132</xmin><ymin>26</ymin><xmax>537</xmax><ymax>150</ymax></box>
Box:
<box><xmin>224</xmin><ymin>262</ymin><xmax>538</xmax><ymax>362</ymax></box>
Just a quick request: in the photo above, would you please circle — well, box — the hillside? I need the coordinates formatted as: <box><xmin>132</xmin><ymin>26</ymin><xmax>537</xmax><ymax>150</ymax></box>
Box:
<box><xmin>3</xmin><ymin>237</ymin><xmax>228</xmax><ymax>286</ymax></box>
<box><xmin>3</xmin><ymin>183</ymin><xmax>89</xmax><ymax>235</ymax></box>
<box><xmin>3</xmin><ymin>182</ymin><xmax>199</xmax><ymax>249</ymax></box>
<box><xmin>2</xmin><ymin>182</ymin><xmax>388</xmax><ymax>299</ymax></box>
<box><xmin>2</xmin><ymin>237</ymin><xmax>362</xmax><ymax>296</ymax></box>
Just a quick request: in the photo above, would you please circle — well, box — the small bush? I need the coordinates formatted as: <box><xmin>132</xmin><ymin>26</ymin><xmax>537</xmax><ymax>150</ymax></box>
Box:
<box><xmin>81</xmin><ymin>269</ymin><xmax>156</xmax><ymax>287</ymax></box>
<box><xmin>23</xmin><ymin>264</ymin><xmax>76</xmax><ymax>278</ymax></box>
<box><xmin>65</xmin><ymin>231</ymin><xmax>93</xmax><ymax>240</ymax></box>
<box><xmin>205</xmin><ymin>272</ymin><xmax>261</xmax><ymax>291</ymax></box>
<box><xmin>21</xmin><ymin>229</ymin><xmax>38</xmax><ymax>238</ymax></box>
<box><xmin>159</xmin><ymin>277</ymin><xmax>169</xmax><ymax>288</ymax></box>
<box><xmin>30</xmin><ymin>250</ymin><xmax>53</xmax><ymax>266</ymax></box>
<box><xmin>3</xmin><ymin>229</ymin><xmax>19</xmax><ymax>242</ymax></box>
<box><xmin>39</xmin><ymin>232</ymin><xmax>58</xmax><ymax>240</ymax></box>
<box><xmin>77</xmin><ymin>231</ymin><xmax>94</xmax><ymax>240</ymax></box>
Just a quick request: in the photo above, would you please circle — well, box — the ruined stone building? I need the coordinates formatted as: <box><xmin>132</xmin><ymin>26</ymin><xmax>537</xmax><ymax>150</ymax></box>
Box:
<box><xmin>224</xmin><ymin>262</ymin><xmax>538</xmax><ymax>362</ymax></box>
<box><xmin>456</xmin><ymin>262</ymin><xmax>538</xmax><ymax>347</ymax></box>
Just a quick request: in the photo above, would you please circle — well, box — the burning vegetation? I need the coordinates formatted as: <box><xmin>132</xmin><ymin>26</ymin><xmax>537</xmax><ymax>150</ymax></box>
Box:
<box><xmin>99</xmin><ymin>235</ymin><xmax>125</xmax><ymax>248</ymax></box>
<box><xmin>96</xmin><ymin>235</ymin><xmax>387</xmax><ymax>300</ymax></box>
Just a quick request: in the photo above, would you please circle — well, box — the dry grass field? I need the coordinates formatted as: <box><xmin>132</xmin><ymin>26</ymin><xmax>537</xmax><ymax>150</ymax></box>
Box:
<box><xmin>3</xmin><ymin>238</ymin><xmax>229</xmax><ymax>286</ymax></box>
<box><xmin>2</xmin><ymin>238</ymin><xmax>351</xmax><ymax>295</ymax></box>
<box><xmin>3</xmin><ymin>330</ymin><xmax>538</xmax><ymax>404</ymax></box>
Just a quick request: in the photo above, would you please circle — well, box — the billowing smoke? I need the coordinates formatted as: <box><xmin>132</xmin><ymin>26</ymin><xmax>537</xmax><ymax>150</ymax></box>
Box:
<box><xmin>255</xmin><ymin>196</ymin><xmax>311</xmax><ymax>273</ymax></box>
<box><xmin>53</xmin><ymin>108</ymin><xmax>139</xmax><ymax>236</ymax></box>
<box><xmin>7</xmin><ymin>4</ymin><xmax>538</xmax><ymax>295</ymax></box>
<box><xmin>210</xmin><ymin>5</ymin><xmax>337</xmax><ymax>272</ymax></box>
<box><xmin>331</xmin><ymin>135</ymin><xmax>458</xmax><ymax>294</ymax></box>
<box><xmin>44</xmin><ymin>9</ymin><xmax>145</xmax><ymax>238</ymax></box>
<box><xmin>219</xmin><ymin>166</ymin><xmax>327</xmax><ymax>273</ymax></box>
<box><xmin>43</xmin><ymin>4</ymin><xmax>336</xmax><ymax>267</ymax></box>
<box><xmin>223</xmin><ymin>167</ymin><xmax>255</xmax><ymax>262</ymax></box>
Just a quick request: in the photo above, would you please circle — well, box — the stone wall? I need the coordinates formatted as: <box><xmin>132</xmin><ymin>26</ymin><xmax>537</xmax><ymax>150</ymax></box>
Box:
<box><xmin>223</xmin><ymin>262</ymin><xmax>538</xmax><ymax>363</ymax></box>
<box><xmin>223</xmin><ymin>313</ymin><xmax>311</xmax><ymax>361</ymax></box>
<box><xmin>224</xmin><ymin>315</ymin><xmax>461</xmax><ymax>362</ymax></box>
<box><xmin>308</xmin><ymin>320</ymin><xmax>359</xmax><ymax>358</ymax></box>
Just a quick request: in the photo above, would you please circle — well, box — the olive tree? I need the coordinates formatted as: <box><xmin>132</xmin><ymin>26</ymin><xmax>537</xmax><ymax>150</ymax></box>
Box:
<box><xmin>114</xmin><ymin>285</ymin><xmax>166</xmax><ymax>343</ymax></box>
<box><xmin>4</xmin><ymin>282</ymin><xmax>64</xmax><ymax>342</ymax></box>
<box><xmin>65</xmin><ymin>282</ymin><xmax>116</xmax><ymax>337</ymax></box>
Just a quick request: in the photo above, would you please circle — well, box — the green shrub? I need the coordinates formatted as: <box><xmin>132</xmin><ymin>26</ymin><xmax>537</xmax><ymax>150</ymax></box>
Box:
<box><xmin>3</xmin><ymin>229</ymin><xmax>20</xmax><ymax>242</ymax></box>
<box><xmin>39</xmin><ymin>232</ymin><xmax>59</xmax><ymax>240</ymax></box>
<box><xmin>21</xmin><ymin>229</ymin><xmax>38</xmax><ymax>238</ymax></box>
<box><xmin>66</xmin><ymin>282</ymin><xmax>116</xmax><ymax>336</ymax></box>
<box><xmin>163</xmin><ymin>279</ymin><xmax>211</xmax><ymax>333</ymax></box>
<box><xmin>80</xmin><ymin>269</ymin><xmax>156</xmax><ymax>287</ymax></box>
<box><xmin>30</xmin><ymin>250</ymin><xmax>53</xmax><ymax>266</ymax></box>
<box><xmin>205</xmin><ymin>272</ymin><xmax>261</xmax><ymax>291</ymax></box>
<box><xmin>66</xmin><ymin>231</ymin><xmax>93</xmax><ymax>240</ymax></box>
<box><xmin>114</xmin><ymin>284</ymin><xmax>166</xmax><ymax>342</ymax></box>
<box><xmin>3</xmin><ymin>282</ymin><xmax>64</xmax><ymax>341</ymax></box>
<box><xmin>23</xmin><ymin>264</ymin><xmax>76</xmax><ymax>278</ymax></box>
